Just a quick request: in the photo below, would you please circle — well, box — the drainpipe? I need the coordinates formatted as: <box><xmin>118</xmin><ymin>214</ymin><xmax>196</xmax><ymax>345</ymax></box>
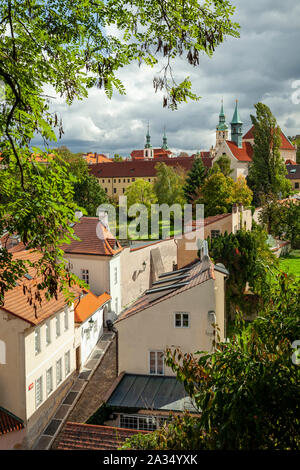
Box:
<box><xmin>107</xmin><ymin>320</ymin><xmax>118</xmax><ymax>376</ymax></box>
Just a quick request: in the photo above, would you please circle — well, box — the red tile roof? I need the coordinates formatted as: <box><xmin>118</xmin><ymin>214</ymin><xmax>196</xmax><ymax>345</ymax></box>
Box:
<box><xmin>226</xmin><ymin>140</ymin><xmax>253</xmax><ymax>162</ymax></box>
<box><xmin>115</xmin><ymin>257</ymin><xmax>216</xmax><ymax>323</ymax></box>
<box><xmin>1</xmin><ymin>250</ymin><xmax>82</xmax><ymax>326</ymax></box>
<box><xmin>60</xmin><ymin>217</ymin><xmax>122</xmax><ymax>256</ymax></box>
<box><xmin>243</xmin><ymin>126</ymin><xmax>296</xmax><ymax>151</ymax></box>
<box><xmin>56</xmin><ymin>422</ymin><xmax>149</xmax><ymax>450</ymax></box>
<box><xmin>285</xmin><ymin>159</ymin><xmax>297</xmax><ymax>165</ymax></box>
<box><xmin>131</xmin><ymin>148</ymin><xmax>173</xmax><ymax>159</ymax></box>
<box><xmin>74</xmin><ymin>292</ymin><xmax>111</xmax><ymax>323</ymax></box>
<box><xmin>84</xmin><ymin>153</ymin><xmax>112</xmax><ymax>164</ymax></box>
<box><xmin>89</xmin><ymin>156</ymin><xmax>211</xmax><ymax>179</ymax></box>
<box><xmin>0</xmin><ymin>407</ymin><xmax>24</xmax><ymax>435</ymax></box>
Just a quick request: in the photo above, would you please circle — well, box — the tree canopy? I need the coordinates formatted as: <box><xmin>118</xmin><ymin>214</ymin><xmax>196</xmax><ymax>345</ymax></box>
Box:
<box><xmin>154</xmin><ymin>162</ymin><xmax>186</xmax><ymax>206</ymax></box>
<box><xmin>183</xmin><ymin>156</ymin><xmax>206</xmax><ymax>203</ymax></box>
<box><xmin>0</xmin><ymin>0</ymin><xmax>239</xmax><ymax>304</ymax></box>
<box><xmin>125</xmin><ymin>179</ymin><xmax>157</xmax><ymax>212</ymax></box>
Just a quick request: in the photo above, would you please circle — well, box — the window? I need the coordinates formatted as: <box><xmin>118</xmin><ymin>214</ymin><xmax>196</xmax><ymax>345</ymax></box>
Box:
<box><xmin>81</xmin><ymin>269</ymin><xmax>89</xmax><ymax>284</ymax></box>
<box><xmin>123</xmin><ymin>179</ymin><xmax>125</xmax><ymax>183</ymax></box>
<box><xmin>211</xmin><ymin>230</ymin><xmax>220</xmax><ymax>239</ymax></box>
<box><xmin>56</xmin><ymin>358</ymin><xmax>62</xmax><ymax>385</ymax></box>
<box><xmin>114</xmin><ymin>179</ymin><xmax>116</xmax><ymax>183</ymax></box>
<box><xmin>105</xmin><ymin>188</ymin><xmax>108</xmax><ymax>193</ymax></box>
<box><xmin>132</xmin><ymin>178</ymin><xmax>135</xmax><ymax>182</ymax></box>
<box><xmin>35</xmin><ymin>376</ymin><xmax>43</xmax><ymax>408</ymax></box>
<box><xmin>127</xmin><ymin>179</ymin><xmax>130</xmax><ymax>183</ymax></box>
<box><xmin>46</xmin><ymin>367</ymin><xmax>53</xmax><ymax>396</ymax></box>
<box><xmin>123</xmin><ymin>188</ymin><xmax>125</xmax><ymax>193</ymax></box>
<box><xmin>120</xmin><ymin>414</ymin><xmax>168</xmax><ymax>431</ymax></box>
<box><xmin>46</xmin><ymin>321</ymin><xmax>51</xmax><ymax>346</ymax></box>
<box><xmin>114</xmin><ymin>267</ymin><xmax>118</xmax><ymax>285</ymax></box>
<box><xmin>64</xmin><ymin>308</ymin><xmax>69</xmax><ymax>331</ymax></box>
<box><xmin>119</xmin><ymin>179</ymin><xmax>121</xmax><ymax>183</ymax></box>
<box><xmin>295</xmin><ymin>182</ymin><xmax>299</xmax><ymax>189</ymax></box>
<box><xmin>56</xmin><ymin>314</ymin><xmax>61</xmax><ymax>338</ymax></box>
<box><xmin>114</xmin><ymin>188</ymin><xmax>117</xmax><ymax>194</ymax></box>
<box><xmin>65</xmin><ymin>351</ymin><xmax>70</xmax><ymax>376</ymax></box>
<box><xmin>35</xmin><ymin>328</ymin><xmax>41</xmax><ymax>355</ymax></box>
<box><xmin>175</xmin><ymin>312</ymin><xmax>190</xmax><ymax>328</ymax></box>
<box><xmin>149</xmin><ymin>351</ymin><xmax>164</xmax><ymax>375</ymax></box>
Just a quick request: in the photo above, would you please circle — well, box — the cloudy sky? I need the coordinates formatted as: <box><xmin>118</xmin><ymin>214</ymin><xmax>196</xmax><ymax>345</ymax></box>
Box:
<box><xmin>35</xmin><ymin>0</ymin><xmax>300</xmax><ymax>157</ymax></box>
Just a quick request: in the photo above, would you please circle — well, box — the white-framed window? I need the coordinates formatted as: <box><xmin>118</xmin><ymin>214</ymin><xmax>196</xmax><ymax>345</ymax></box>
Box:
<box><xmin>56</xmin><ymin>314</ymin><xmax>61</xmax><ymax>338</ymax></box>
<box><xmin>114</xmin><ymin>267</ymin><xmax>118</xmax><ymax>285</ymax></box>
<box><xmin>35</xmin><ymin>328</ymin><xmax>41</xmax><ymax>355</ymax></box>
<box><xmin>46</xmin><ymin>367</ymin><xmax>53</xmax><ymax>397</ymax></box>
<box><xmin>65</xmin><ymin>350</ymin><xmax>70</xmax><ymax>376</ymax></box>
<box><xmin>174</xmin><ymin>312</ymin><xmax>190</xmax><ymax>328</ymax></box>
<box><xmin>81</xmin><ymin>269</ymin><xmax>89</xmax><ymax>284</ymax></box>
<box><xmin>56</xmin><ymin>358</ymin><xmax>62</xmax><ymax>385</ymax></box>
<box><xmin>35</xmin><ymin>376</ymin><xmax>43</xmax><ymax>408</ymax></box>
<box><xmin>149</xmin><ymin>351</ymin><xmax>164</xmax><ymax>375</ymax></box>
<box><xmin>46</xmin><ymin>320</ymin><xmax>51</xmax><ymax>346</ymax></box>
<box><xmin>64</xmin><ymin>308</ymin><xmax>69</xmax><ymax>331</ymax></box>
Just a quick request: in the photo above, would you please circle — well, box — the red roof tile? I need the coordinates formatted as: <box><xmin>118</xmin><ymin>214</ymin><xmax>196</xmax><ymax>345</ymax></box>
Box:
<box><xmin>243</xmin><ymin>126</ymin><xmax>296</xmax><ymax>151</ymax></box>
<box><xmin>0</xmin><ymin>407</ymin><xmax>24</xmax><ymax>435</ymax></box>
<box><xmin>89</xmin><ymin>156</ymin><xmax>211</xmax><ymax>179</ymax></box>
<box><xmin>60</xmin><ymin>217</ymin><xmax>122</xmax><ymax>256</ymax></box>
<box><xmin>56</xmin><ymin>422</ymin><xmax>149</xmax><ymax>450</ymax></box>
<box><xmin>226</xmin><ymin>140</ymin><xmax>253</xmax><ymax>162</ymax></box>
<box><xmin>74</xmin><ymin>292</ymin><xmax>111</xmax><ymax>323</ymax></box>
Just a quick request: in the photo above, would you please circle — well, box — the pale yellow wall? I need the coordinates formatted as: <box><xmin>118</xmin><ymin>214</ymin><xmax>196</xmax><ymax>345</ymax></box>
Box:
<box><xmin>98</xmin><ymin>176</ymin><xmax>156</xmax><ymax>198</ymax></box>
<box><xmin>64</xmin><ymin>253</ymin><xmax>110</xmax><ymax>295</ymax></box>
<box><xmin>23</xmin><ymin>306</ymin><xmax>76</xmax><ymax>420</ymax></box>
<box><xmin>117</xmin><ymin>277</ymin><xmax>225</xmax><ymax>376</ymax></box>
<box><xmin>120</xmin><ymin>239</ymin><xmax>177</xmax><ymax>309</ymax></box>
<box><xmin>214</xmin><ymin>141</ymin><xmax>249</xmax><ymax>181</ymax></box>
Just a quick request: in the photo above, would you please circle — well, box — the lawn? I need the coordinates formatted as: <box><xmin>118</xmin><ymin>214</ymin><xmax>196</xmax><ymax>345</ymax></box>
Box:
<box><xmin>279</xmin><ymin>250</ymin><xmax>300</xmax><ymax>278</ymax></box>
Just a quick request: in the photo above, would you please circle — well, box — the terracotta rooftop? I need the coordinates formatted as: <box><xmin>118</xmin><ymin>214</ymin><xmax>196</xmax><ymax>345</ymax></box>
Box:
<box><xmin>56</xmin><ymin>422</ymin><xmax>148</xmax><ymax>450</ymax></box>
<box><xmin>89</xmin><ymin>156</ymin><xmax>212</xmax><ymax>179</ymax></box>
<box><xmin>84</xmin><ymin>153</ymin><xmax>112</xmax><ymax>164</ymax></box>
<box><xmin>226</xmin><ymin>140</ymin><xmax>253</xmax><ymax>162</ymax></box>
<box><xmin>0</xmin><ymin>407</ymin><xmax>24</xmax><ymax>436</ymax></box>
<box><xmin>60</xmin><ymin>217</ymin><xmax>122</xmax><ymax>256</ymax></box>
<box><xmin>115</xmin><ymin>257</ymin><xmax>218</xmax><ymax>323</ymax></box>
<box><xmin>131</xmin><ymin>148</ymin><xmax>173</xmax><ymax>159</ymax></box>
<box><xmin>74</xmin><ymin>291</ymin><xmax>111</xmax><ymax>323</ymax></box>
<box><xmin>243</xmin><ymin>126</ymin><xmax>296</xmax><ymax>151</ymax></box>
<box><xmin>1</xmin><ymin>250</ymin><xmax>81</xmax><ymax>326</ymax></box>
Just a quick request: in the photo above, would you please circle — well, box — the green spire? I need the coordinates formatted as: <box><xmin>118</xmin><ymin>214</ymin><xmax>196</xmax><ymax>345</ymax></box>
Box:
<box><xmin>162</xmin><ymin>126</ymin><xmax>168</xmax><ymax>149</ymax></box>
<box><xmin>145</xmin><ymin>122</ymin><xmax>152</xmax><ymax>149</ymax></box>
<box><xmin>231</xmin><ymin>100</ymin><xmax>243</xmax><ymax>148</ymax></box>
<box><xmin>217</xmin><ymin>98</ymin><xmax>228</xmax><ymax>131</ymax></box>
<box><xmin>231</xmin><ymin>100</ymin><xmax>243</xmax><ymax>124</ymax></box>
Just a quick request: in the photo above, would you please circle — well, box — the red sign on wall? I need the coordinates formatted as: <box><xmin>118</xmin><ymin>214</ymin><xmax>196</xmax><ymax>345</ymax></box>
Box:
<box><xmin>28</xmin><ymin>383</ymin><xmax>34</xmax><ymax>391</ymax></box>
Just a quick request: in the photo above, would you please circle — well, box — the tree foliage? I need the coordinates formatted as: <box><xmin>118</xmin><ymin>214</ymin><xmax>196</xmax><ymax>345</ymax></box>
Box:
<box><xmin>183</xmin><ymin>156</ymin><xmax>206</xmax><ymax>203</ymax></box>
<box><xmin>0</xmin><ymin>0</ymin><xmax>239</xmax><ymax>301</ymax></box>
<box><xmin>247</xmin><ymin>103</ymin><xmax>292</xmax><ymax>205</ymax></box>
<box><xmin>125</xmin><ymin>178</ymin><xmax>158</xmax><ymax>211</ymax></box>
<box><xmin>123</xmin><ymin>272</ymin><xmax>300</xmax><ymax>450</ymax></box>
<box><xmin>212</xmin><ymin>154</ymin><xmax>233</xmax><ymax>177</ymax></box>
<box><xmin>154</xmin><ymin>162</ymin><xmax>186</xmax><ymax>206</ymax></box>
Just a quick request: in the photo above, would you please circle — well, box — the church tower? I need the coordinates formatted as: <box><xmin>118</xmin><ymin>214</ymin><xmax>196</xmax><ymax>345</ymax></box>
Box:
<box><xmin>162</xmin><ymin>127</ymin><xmax>168</xmax><ymax>150</ymax></box>
<box><xmin>216</xmin><ymin>99</ymin><xmax>229</xmax><ymax>148</ymax></box>
<box><xmin>231</xmin><ymin>100</ymin><xmax>243</xmax><ymax>148</ymax></box>
<box><xmin>144</xmin><ymin>122</ymin><xmax>154</xmax><ymax>159</ymax></box>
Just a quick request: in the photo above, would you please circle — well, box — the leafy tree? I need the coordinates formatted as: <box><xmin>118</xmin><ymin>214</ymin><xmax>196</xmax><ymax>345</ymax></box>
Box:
<box><xmin>212</xmin><ymin>154</ymin><xmax>233</xmax><ymax>177</ymax></box>
<box><xmin>232</xmin><ymin>175</ymin><xmax>253</xmax><ymax>208</ymax></box>
<box><xmin>196</xmin><ymin>171</ymin><xmax>234</xmax><ymax>216</ymax></box>
<box><xmin>125</xmin><ymin>179</ymin><xmax>157</xmax><ymax>212</ymax></box>
<box><xmin>183</xmin><ymin>156</ymin><xmax>206</xmax><ymax>203</ymax></box>
<box><xmin>113</xmin><ymin>154</ymin><xmax>123</xmax><ymax>162</ymax></box>
<box><xmin>247</xmin><ymin>103</ymin><xmax>292</xmax><ymax>205</ymax></box>
<box><xmin>154</xmin><ymin>163</ymin><xmax>186</xmax><ymax>206</ymax></box>
<box><xmin>0</xmin><ymin>0</ymin><xmax>239</xmax><ymax>302</ymax></box>
<box><xmin>123</xmin><ymin>272</ymin><xmax>300</xmax><ymax>450</ymax></box>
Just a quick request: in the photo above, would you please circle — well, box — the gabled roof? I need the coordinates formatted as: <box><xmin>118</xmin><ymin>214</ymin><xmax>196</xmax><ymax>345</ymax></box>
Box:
<box><xmin>115</xmin><ymin>257</ymin><xmax>216</xmax><ymax>323</ymax></box>
<box><xmin>0</xmin><ymin>250</ymin><xmax>81</xmax><ymax>326</ymax></box>
<box><xmin>60</xmin><ymin>217</ymin><xmax>122</xmax><ymax>256</ymax></box>
<box><xmin>243</xmin><ymin>126</ymin><xmax>296</xmax><ymax>151</ymax></box>
<box><xmin>56</xmin><ymin>422</ymin><xmax>148</xmax><ymax>450</ymax></box>
<box><xmin>0</xmin><ymin>407</ymin><xmax>24</xmax><ymax>436</ymax></box>
<box><xmin>226</xmin><ymin>140</ymin><xmax>253</xmax><ymax>162</ymax></box>
<box><xmin>131</xmin><ymin>148</ymin><xmax>173</xmax><ymax>159</ymax></box>
<box><xmin>89</xmin><ymin>156</ymin><xmax>210</xmax><ymax>179</ymax></box>
<box><xmin>74</xmin><ymin>291</ymin><xmax>111</xmax><ymax>323</ymax></box>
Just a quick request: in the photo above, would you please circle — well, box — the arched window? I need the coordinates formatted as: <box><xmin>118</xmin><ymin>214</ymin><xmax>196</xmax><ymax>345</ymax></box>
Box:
<box><xmin>0</xmin><ymin>340</ymin><xmax>6</xmax><ymax>364</ymax></box>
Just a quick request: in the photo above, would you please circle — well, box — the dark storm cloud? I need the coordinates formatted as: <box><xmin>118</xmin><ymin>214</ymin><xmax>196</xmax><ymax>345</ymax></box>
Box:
<box><xmin>33</xmin><ymin>0</ymin><xmax>300</xmax><ymax>155</ymax></box>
